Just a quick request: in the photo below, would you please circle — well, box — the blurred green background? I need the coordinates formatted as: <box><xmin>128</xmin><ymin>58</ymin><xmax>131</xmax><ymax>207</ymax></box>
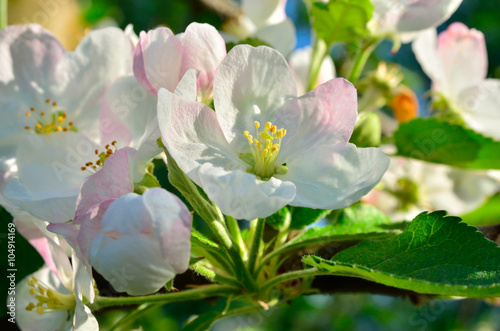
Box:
<box><xmin>2</xmin><ymin>0</ymin><xmax>500</xmax><ymax>330</ymax></box>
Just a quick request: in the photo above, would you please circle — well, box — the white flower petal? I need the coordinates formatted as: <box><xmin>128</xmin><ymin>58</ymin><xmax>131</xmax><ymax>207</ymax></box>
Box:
<box><xmin>254</xmin><ymin>18</ymin><xmax>296</xmax><ymax>56</ymax></box>
<box><xmin>198</xmin><ymin>163</ymin><xmax>296</xmax><ymax>220</ymax></box>
<box><xmin>214</xmin><ymin>45</ymin><xmax>297</xmax><ymax>151</ymax></box>
<box><xmin>282</xmin><ymin>144</ymin><xmax>389</xmax><ymax>209</ymax></box>
<box><xmin>158</xmin><ymin>88</ymin><xmax>244</xmax><ymax>186</ymax></box>
<box><xmin>459</xmin><ymin>79</ymin><xmax>500</xmax><ymax>140</ymax></box>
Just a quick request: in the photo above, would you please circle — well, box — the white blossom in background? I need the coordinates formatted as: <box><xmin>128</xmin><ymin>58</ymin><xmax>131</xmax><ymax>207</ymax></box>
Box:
<box><xmin>222</xmin><ymin>0</ymin><xmax>296</xmax><ymax>56</ymax></box>
<box><xmin>369</xmin><ymin>0</ymin><xmax>463</xmax><ymax>43</ymax></box>
<box><xmin>158</xmin><ymin>45</ymin><xmax>389</xmax><ymax>220</ymax></box>
<box><xmin>365</xmin><ymin>152</ymin><xmax>500</xmax><ymax>221</ymax></box>
<box><xmin>287</xmin><ymin>46</ymin><xmax>335</xmax><ymax>96</ymax></box>
<box><xmin>413</xmin><ymin>22</ymin><xmax>500</xmax><ymax>140</ymax></box>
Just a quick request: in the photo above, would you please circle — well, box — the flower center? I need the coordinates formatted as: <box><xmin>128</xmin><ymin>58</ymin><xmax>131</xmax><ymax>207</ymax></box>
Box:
<box><xmin>80</xmin><ymin>141</ymin><xmax>117</xmax><ymax>173</ymax></box>
<box><xmin>24</xmin><ymin>99</ymin><xmax>76</xmax><ymax>134</ymax></box>
<box><xmin>242</xmin><ymin>121</ymin><xmax>288</xmax><ymax>180</ymax></box>
<box><xmin>25</xmin><ymin>276</ymin><xmax>76</xmax><ymax>315</ymax></box>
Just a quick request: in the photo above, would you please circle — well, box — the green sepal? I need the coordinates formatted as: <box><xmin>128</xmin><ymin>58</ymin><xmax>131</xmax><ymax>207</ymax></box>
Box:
<box><xmin>133</xmin><ymin>173</ymin><xmax>161</xmax><ymax>195</ymax></box>
<box><xmin>350</xmin><ymin>111</ymin><xmax>381</xmax><ymax>147</ymax></box>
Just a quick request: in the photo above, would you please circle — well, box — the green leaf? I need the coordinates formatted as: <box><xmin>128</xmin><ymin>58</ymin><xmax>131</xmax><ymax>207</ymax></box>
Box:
<box><xmin>265</xmin><ymin>207</ymin><xmax>291</xmax><ymax>230</ymax></box>
<box><xmin>290</xmin><ymin>207</ymin><xmax>332</xmax><ymax>230</ymax></box>
<box><xmin>286</xmin><ymin>204</ymin><xmax>403</xmax><ymax>252</ymax></box>
<box><xmin>311</xmin><ymin>0</ymin><xmax>374</xmax><ymax>45</ymax></box>
<box><xmin>226</xmin><ymin>37</ymin><xmax>271</xmax><ymax>52</ymax></box>
<box><xmin>303</xmin><ymin>211</ymin><xmax>500</xmax><ymax>297</ymax></box>
<box><xmin>394</xmin><ymin>118</ymin><xmax>500</xmax><ymax>169</ymax></box>
<box><xmin>462</xmin><ymin>193</ymin><xmax>500</xmax><ymax>226</ymax></box>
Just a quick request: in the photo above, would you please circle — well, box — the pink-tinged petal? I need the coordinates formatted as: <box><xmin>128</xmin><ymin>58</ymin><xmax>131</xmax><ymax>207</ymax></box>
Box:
<box><xmin>281</xmin><ymin>144</ymin><xmax>389</xmax><ymax>209</ymax></box>
<box><xmin>0</xmin><ymin>24</ymin><xmax>65</xmax><ymax>105</ymax></box>
<box><xmin>143</xmin><ymin>188</ymin><xmax>193</xmax><ymax>274</ymax></box>
<box><xmin>214</xmin><ymin>45</ymin><xmax>297</xmax><ymax>151</ymax></box>
<box><xmin>91</xmin><ymin>191</ymin><xmax>189</xmax><ymax>295</ymax></box>
<box><xmin>412</xmin><ymin>28</ymin><xmax>448</xmax><ymax>91</ymax></box>
<box><xmin>14</xmin><ymin>215</ymin><xmax>74</xmax><ymax>289</ymax></box>
<box><xmin>158</xmin><ymin>88</ymin><xmax>244</xmax><ymax>186</ymax></box>
<box><xmin>75</xmin><ymin>147</ymin><xmax>136</xmax><ymax>222</ymax></box>
<box><xmin>99</xmin><ymin>75</ymin><xmax>158</xmax><ymax>148</ymax></box>
<box><xmin>437</xmin><ymin>22</ymin><xmax>488</xmax><ymax>97</ymax></box>
<box><xmin>459</xmin><ymin>79</ymin><xmax>500</xmax><ymax>140</ymax></box>
<box><xmin>254</xmin><ymin>18</ymin><xmax>296</xmax><ymax>56</ymax></box>
<box><xmin>14</xmin><ymin>216</ymin><xmax>61</xmax><ymax>277</ymax></box>
<box><xmin>133</xmin><ymin>28</ymin><xmax>183</xmax><ymax>94</ymax></box>
<box><xmin>178</xmin><ymin>23</ymin><xmax>226</xmax><ymax>100</ymax></box>
<box><xmin>198</xmin><ymin>163</ymin><xmax>296</xmax><ymax>220</ymax></box>
<box><xmin>277</xmin><ymin>78</ymin><xmax>357</xmax><ymax>162</ymax></box>
<box><xmin>52</xmin><ymin>27</ymin><xmax>133</xmax><ymax>126</ymax></box>
<box><xmin>242</xmin><ymin>0</ymin><xmax>287</xmax><ymax>27</ymax></box>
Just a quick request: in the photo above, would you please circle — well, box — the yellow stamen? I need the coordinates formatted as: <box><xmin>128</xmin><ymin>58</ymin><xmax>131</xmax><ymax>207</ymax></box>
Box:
<box><xmin>25</xmin><ymin>112</ymin><xmax>31</xmax><ymax>117</ymax></box>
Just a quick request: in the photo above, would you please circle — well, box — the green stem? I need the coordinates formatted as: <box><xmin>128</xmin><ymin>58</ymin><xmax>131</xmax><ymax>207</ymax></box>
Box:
<box><xmin>109</xmin><ymin>303</ymin><xmax>162</xmax><ymax>331</ymax></box>
<box><xmin>90</xmin><ymin>285</ymin><xmax>237</xmax><ymax>311</ymax></box>
<box><xmin>247</xmin><ymin>218</ymin><xmax>265</xmax><ymax>275</ymax></box>
<box><xmin>160</xmin><ymin>142</ymin><xmax>257</xmax><ymax>293</ymax></box>
<box><xmin>227</xmin><ymin>215</ymin><xmax>247</xmax><ymax>261</ymax></box>
<box><xmin>307</xmin><ymin>38</ymin><xmax>329</xmax><ymax>92</ymax></box>
<box><xmin>0</xmin><ymin>0</ymin><xmax>7</xmax><ymax>29</ymax></box>
<box><xmin>347</xmin><ymin>38</ymin><xmax>380</xmax><ymax>84</ymax></box>
<box><xmin>260</xmin><ymin>268</ymin><xmax>326</xmax><ymax>292</ymax></box>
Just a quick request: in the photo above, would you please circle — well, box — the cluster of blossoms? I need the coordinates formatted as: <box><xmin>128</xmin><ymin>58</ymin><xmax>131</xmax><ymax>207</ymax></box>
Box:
<box><xmin>1</xmin><ymin>0</ymin><xmax>499</xmax><ymax>329</ymax></box>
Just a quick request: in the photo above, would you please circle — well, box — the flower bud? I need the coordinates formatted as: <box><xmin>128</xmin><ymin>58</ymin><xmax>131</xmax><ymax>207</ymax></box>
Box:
<box><xmin>90</xmin><ymin>188</ymin><xmax>192</xmax><ymax>295</ymax></box>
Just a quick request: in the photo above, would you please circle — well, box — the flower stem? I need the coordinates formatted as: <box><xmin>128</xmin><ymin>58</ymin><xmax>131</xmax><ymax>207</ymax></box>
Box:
<box><xmin>307</xmin><ymin>38</ymin><xmax>329</xmax><ymax>92</ymax></box>
<box><xmin>247</xmin><ymin>218</ymin><xmax>265</xmax><ymax>275</ymax></box>
<box><xmin>260</xmin><ymin>268</ymin><xmax>326</xmax><ymax>292</ymax></box>
<box><xmin>90</xmin><ymin>285</ymin><xmax>237</xmax><ymax>311</ymax></box>
<box><xmin>0</xmin><ymin>0</ymin><xmax>7</xmax><ymax>29</ymax></box>
<box><xmin>226</xmin><ymin>215</ymin><xmax>247</xmax><ymax>261</ymax></box>
<box><xmin>347</xmin><ymin>38</ymin><xmax>380</xmax><ymax>84</ymax></box>
<box><xmin>160</xmin><ymin>141</ymin><xmax>257</xmax><ymax>293</ymax></box>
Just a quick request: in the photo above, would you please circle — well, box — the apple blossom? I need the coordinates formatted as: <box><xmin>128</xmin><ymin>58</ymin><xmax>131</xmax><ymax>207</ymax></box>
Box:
<box><xmin>287</xmin><ymin>46</ymin><xmax>335</xmax><ymax>96</ymax></box>
<box><xmin>158</xmin><ymin>45</ymin><xmax>389</xmax><ymax>220</ymax></box>
<box><xmin>222</xmin><ymin>0</ymin><xmax>296</xmax><ymax>56</ymax></box>
<box><xmin>133</xmin><ymin>22</ymin><xmax>226</xmax><ymax>103</ymax></box>
<box><xmin>90</xmin><ymin>188</ymin><xmax>192</xmax><ymax>295</ymax></box>
<box><xmin>369</xmin><ymin>0</ymin><xmax>463</xmax><ymax>43</ymax></box>
<box><xmin>0</xmin><ymin>24</ymin><xmax>136</xmax><ymax>222</ymax></box>
<box><xmin>412</xmin><ymin>22</ymin><xmax>500</xmax><ymax>140</ymax></box>
<box><xmin>365</xmin><ymin>154</ymin><xmax>500</xmax><ymax>221</ymax></box>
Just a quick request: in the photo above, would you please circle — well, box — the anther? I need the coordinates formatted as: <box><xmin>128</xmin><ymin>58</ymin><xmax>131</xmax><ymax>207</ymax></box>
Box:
<box><xmin>45</xmin><ymin>99</ymin><xmax>50</xmax><ymax>104</ymax></box>
<box><xmin>25</xmin><ymin>112</ymin><xmax>31</xmax><ymax>117</ymax></box>
<box><xmin>56</xmin><ymin>126</ymin><xmax>62</xmax><ymax>131</ymax></box>
<box><xmin>57</xmin><ymin>116</ymin><xmax>64</xmax><ymax>122</ymax></box>
<box><xmin>30</xmin><ymin>107</ymin><xmax>35</xmax><ymax>111</ymax></box>
<box><xmin>25</xmin><ymin>126</ymin><xmax>30</xmax><ymax>130</ymax></box>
